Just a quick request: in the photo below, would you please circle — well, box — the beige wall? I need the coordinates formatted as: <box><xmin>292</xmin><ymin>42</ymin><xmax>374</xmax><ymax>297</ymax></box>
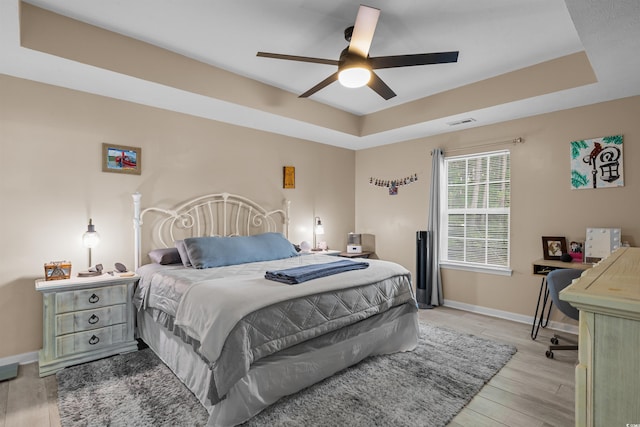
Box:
<box><xmin>356</xmin><ymin>95</ymin><xmax>640</xmax><ymax>323</ymax></box>
<box><xmin>0</xmin><ymin>75</ymin><xmax>355</xmax><ymax>359</ymax></box>
<box><xmin>2</xmin><ymin>70</ymin><xmax>638</xmax><ymax>360</ymax></box>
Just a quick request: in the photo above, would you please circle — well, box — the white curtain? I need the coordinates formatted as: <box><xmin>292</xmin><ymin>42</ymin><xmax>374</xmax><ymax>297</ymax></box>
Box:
<box><xmin>428</xmin><ymin>148</ymin><xmax>444</xmax><ymax>306</ymax></box>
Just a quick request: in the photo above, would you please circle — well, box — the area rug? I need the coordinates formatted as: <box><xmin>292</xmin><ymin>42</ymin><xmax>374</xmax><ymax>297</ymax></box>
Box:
<box><xmin>57</xmin><ymin>322</ymin><xmax>516</xmax><ymax>427</ymax></box>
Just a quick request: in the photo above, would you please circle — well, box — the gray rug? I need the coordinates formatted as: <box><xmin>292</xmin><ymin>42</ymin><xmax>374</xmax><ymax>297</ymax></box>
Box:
<box><xmin>57</xmin><ymin>322</ymin><xmax>516</xmax><ymax>426</ymax></box>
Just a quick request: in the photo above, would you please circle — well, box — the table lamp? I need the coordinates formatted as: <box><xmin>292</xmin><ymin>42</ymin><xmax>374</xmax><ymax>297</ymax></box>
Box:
<box><xmin>313</xmin><ymin>216</ymin><xmax>325</xmax><ymax>251</ymax></box>
<box><xmin>82</xmin><ymin>218</ymin><xmax>100</xmax><ymax>267</ymax></box>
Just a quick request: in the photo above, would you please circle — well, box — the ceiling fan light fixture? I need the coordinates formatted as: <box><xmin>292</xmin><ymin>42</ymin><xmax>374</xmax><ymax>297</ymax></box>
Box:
<box><xmin>256</xmin><ymin>5</ymin><xmax>458</xmax><ymax>99</ymax></box>
<box><xmin>338</xmin><ymin>66</ymin><xmax>371</xmax><ymax>88</ymax></box>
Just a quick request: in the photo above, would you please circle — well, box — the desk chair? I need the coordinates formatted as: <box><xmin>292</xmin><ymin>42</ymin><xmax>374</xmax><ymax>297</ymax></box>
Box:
<box><xmin>545</xmin><ymin>268</ymin><xmax>583</xmax><ymax>359</ymax></box>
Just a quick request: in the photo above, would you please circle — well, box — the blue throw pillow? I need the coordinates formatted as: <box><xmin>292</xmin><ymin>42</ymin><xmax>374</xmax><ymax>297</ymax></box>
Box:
<box><xmin>184</xmin><ymin>232</ymin><xmax>298</xmax><ymax>269</ymax></box>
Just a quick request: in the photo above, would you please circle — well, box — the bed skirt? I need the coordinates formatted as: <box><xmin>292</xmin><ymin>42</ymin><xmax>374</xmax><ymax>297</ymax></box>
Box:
<box><xmin>137</xmin><ymin>302</ymin><xmax>419</xmax><ymax>426</ymax></box>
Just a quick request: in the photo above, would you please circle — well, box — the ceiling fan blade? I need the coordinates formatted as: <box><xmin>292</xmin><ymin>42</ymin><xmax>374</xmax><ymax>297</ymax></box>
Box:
<box><xmin>257</xmin><ymin>52</ymin><xmax>339</xmax><ymax>66</ymax></box>
<box><xmin>369</xmin><ymin>51</ymin><xmax>459</xmax><ymax>69</ymax></box>
<box><xmin>299</xmin><ymin>72</ymin><xmax>339</xmax><ymax>98</ymax></box>
<box><xmin>348</xmin><ymin>5</ymin><xmax>380</xmax><ymax>58</ymax></box>
<box><xmin>368</xmin><ymin>72</ymin><xmax>396</xmax><ymax>100</ymax></box>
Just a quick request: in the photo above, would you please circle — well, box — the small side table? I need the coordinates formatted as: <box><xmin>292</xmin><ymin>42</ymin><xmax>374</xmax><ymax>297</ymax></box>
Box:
<box><xmin>530</xmin><ymin>259</ymin><xmax>591</xmax><ymax>340</ymax></box>
<box><xmin>302</xmin><ymin>250</ymin><xmax>341</xmax><ymax>256</ymax></box>
<box><xmin>339</xmin><ymin>251</ymin><xmax>373</xmax><ymax>259</ymax></box>
<box><xmin>36</xmin><ymin>273</ymin><xmax>139</xmax><ymax>376</ymax></box>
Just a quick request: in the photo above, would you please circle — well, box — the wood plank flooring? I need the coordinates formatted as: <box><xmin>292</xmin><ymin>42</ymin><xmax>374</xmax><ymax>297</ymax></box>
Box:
<box><xmin>425</xmin><ymin>307</ymin><xmax>577</xmax><ymax>427</ymax></box>
<box><xmin>0</xmin><ymin>306</ymin><xmax>576</xmax><ymax>427</ymax></box>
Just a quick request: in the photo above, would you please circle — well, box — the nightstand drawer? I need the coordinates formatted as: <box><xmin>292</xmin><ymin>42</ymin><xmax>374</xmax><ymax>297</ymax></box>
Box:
<box><xmin>56</xmin><ymin>304</ymin><xmax>126</xmax><ymax>335</ymax></box>
<box><xmin>55</xmin><ymin>284</ymin><xmax>127</xmax><ymax>313</ymax></box>
<box><xmin>56</xmin><ymin>324</ymin><xmax>128</xmax><ymax>358</ymax></box>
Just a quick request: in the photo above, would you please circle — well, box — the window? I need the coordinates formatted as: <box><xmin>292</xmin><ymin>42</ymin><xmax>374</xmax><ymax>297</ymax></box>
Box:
<box><xmin>441</xmin><ymin>150</ymin><xmax>511</xmax><ymax>274</ymax></box>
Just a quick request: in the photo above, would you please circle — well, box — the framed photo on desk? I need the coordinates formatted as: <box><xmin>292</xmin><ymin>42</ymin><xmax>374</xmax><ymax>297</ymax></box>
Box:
<box><xmin>541</xmin><ymin>236</ymin><xmax>567</xmax><ymax>260</ymax></box>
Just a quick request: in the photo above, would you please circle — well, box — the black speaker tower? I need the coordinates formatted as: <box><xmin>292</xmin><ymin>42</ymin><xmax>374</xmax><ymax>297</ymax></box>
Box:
<box><xmin>416</xmin><ymin>231</ymin><xmax>434</xmax><ymax>309</ymax></box>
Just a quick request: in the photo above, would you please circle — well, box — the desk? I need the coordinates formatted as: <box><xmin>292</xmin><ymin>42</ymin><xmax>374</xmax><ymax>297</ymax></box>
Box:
<box><xmin>530</xmin><ymin>258</ymin><xmax>591</xmax><ymax>340</ymax></box>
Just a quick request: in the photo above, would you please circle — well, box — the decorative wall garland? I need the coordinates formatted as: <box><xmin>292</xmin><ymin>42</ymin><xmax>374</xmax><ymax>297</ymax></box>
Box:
<box><xmin>369</xmin><ymin>173</ymin><xmax>418</xmax><ymax>195</ymax></box>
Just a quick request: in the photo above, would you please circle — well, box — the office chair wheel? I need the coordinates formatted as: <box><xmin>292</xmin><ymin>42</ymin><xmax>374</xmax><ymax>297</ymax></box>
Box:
<box><xmin>550</xmin><ymin>337</ymin><xmax>559</xmax><ymax>345</ymax></box>
<box><xmin>546</xmin><ymin>350</ymin><xmax>554</xmax><ymax>359</ymax></box>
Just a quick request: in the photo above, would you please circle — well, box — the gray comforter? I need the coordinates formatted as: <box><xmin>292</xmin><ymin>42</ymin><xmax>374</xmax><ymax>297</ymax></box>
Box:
<box><xmin>134</xmin><ymin>255</ymin><xmax>417</xmax><ymax>404</ymax></box>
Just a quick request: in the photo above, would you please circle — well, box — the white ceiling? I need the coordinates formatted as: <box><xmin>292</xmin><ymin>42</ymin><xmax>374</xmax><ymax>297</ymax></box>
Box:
<box><xmin>1</xmin><ymin>0</ymin><xmax>639</xmax><ymax>149</ymax></box>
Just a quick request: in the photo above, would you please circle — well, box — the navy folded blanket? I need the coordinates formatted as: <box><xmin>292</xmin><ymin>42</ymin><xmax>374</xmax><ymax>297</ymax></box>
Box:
<box><xmin>265</xmin><ymin>259</ymin><xmax>369</xmax><ymax>285</ymax></box>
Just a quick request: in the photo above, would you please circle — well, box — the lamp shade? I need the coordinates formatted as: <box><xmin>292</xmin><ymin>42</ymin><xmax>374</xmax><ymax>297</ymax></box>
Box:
<box><xmin>82</xmin><ymin>219</ymin><xmax>100</xmax><ymax>248</ymax></box>
<box><xmin>314</xmin><ymin>217</ymin><xmax>325</xmax><ymax>235</ymax></box>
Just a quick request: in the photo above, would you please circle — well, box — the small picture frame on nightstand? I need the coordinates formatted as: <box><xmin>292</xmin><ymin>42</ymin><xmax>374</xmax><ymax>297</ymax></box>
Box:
<box><xmin>44</xmin><ymin>261</ymin><xmax>71</xmax><ymax>281</ymax></box>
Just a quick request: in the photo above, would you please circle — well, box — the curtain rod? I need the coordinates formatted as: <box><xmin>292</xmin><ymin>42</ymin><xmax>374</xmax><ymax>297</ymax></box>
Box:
<box><xmin>434</xmin><ymin>137</ymin><xmax>524</xmax><ymax>155</ymax></box>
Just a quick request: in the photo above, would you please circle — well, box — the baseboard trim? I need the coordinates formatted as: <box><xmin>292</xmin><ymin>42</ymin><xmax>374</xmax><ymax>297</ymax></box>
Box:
<box><xmin>0</xmin><ymin>350</ymin><xmax>39</xmax><ymax>367</ymax></box>
<box><xmin>443</xmin><ymin>299</ymin><xmax>579</xmax><ymax>336</ymax></box>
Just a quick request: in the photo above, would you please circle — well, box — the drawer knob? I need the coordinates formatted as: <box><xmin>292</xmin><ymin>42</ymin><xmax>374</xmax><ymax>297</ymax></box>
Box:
<box><xmin>88</xmin><ymin>314</ymin><xmax>100</xmax><ymax>324</ymax></box>
<box><xmin>88</xmin><ymin>294</ymin><xmax>100</xmax><ymax>304</ymax></box>
<box><xmin>88</xmin><ymin>335</ymin><xmax>100</xmax><ymax>345</ymax></box>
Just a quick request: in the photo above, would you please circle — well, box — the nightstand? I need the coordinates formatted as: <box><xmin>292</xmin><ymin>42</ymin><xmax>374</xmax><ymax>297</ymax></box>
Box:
<box><xmin>301</xmin><ymin>250</ymin><xmax>341</xmax><ymax>256</ymax></box>
<box><xmin>35</xmin><ymin>273</ymin><xmax>139</xmax><ymax>377</ymax></box>
<box><xmin>339</xmin><ymin>251</ymin><xmax>373</xmax><ymax>259</ymax></box>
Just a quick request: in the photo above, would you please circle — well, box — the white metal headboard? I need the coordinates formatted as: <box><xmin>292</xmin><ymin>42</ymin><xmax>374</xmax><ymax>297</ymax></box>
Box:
<box><xmin>133</xmin><ymin>192</ymin><xmax>290</xmax><ymax>270</ymax></box>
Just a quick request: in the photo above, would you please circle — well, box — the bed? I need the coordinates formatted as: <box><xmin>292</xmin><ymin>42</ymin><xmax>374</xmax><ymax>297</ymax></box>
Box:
<box><xmin>132</xmin><ymin>192</ymin><xmax>419</xmax><ymax>426</ymax></box>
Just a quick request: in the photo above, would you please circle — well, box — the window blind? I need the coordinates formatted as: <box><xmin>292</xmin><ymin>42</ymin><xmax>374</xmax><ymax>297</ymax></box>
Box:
<box><xmin>443</xmin><ymin>150</ymin><xmax>510</xmax><ymax>267</ymax></box>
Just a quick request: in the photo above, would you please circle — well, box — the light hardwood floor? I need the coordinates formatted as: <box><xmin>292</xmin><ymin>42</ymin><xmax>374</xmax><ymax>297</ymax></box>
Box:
<box><xmin>0</xmin><ymin>306</ymin><xmax>577</xmax><ymax>427</ymax></box>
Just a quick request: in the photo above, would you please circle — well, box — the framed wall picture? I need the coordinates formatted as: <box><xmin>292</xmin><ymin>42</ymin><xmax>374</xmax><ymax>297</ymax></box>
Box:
<box><xmin>570</xmin><ymin>135</ymin><xmax>623</xmax><ymax>190</ymax></box>
<box><xmin>283</xmin><ymin>166</ymin><xmax>295</xmax><ymax>189</ymax></box>
<box><xmin>102</xmin><ymin>143</ymin><xmax>142</xmax><ymax>175</ymax></box>
<box><xmin>542</xmin><ymin>236</ymin><xmax>567</xmax><ymax>260</ymax></box>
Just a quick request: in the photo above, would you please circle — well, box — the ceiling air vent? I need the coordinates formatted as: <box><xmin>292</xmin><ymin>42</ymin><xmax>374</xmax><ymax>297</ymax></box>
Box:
<box><xmin>447</xmin><ymin>118</ymin><xmax>476</xmax><ymax>127</ymax></box>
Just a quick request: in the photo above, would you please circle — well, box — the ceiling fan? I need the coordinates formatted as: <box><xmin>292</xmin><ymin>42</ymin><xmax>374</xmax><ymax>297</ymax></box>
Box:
<box><xmin>257</xmin><ymin>5</ymin><xmax>459</xmax><ymax>100</ymax></box>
